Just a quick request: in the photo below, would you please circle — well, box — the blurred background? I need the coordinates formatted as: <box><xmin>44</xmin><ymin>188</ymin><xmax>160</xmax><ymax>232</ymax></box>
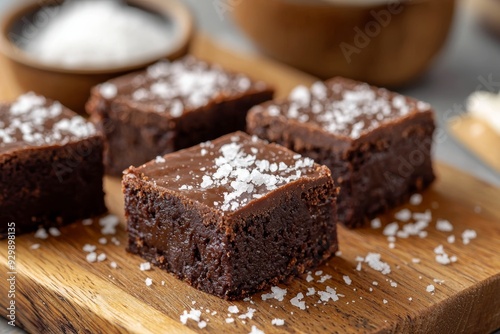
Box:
<box><xmin>0</xmin><ymin>0</ymin><xmax>499</xmax><ymax>330</ymax></box>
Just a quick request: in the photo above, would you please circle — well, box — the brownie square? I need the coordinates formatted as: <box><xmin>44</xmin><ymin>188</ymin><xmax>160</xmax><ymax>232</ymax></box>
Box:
<box><xmin>0</xmin><ymin>93</ymin><xmax>106</xmax><ymax>238</ymax></box>
<box><xmin>86</xmin><ymin>56</ymin><xmax>274</xmax><ymax>175</ymax></box>
<box><xmin>247</xmin><ymin>77</ymin><xmax>436</xmax><ymax>228</ymax></box>
<box><xmin>123</xmin><ymin>132</ymin><xmax>337</xmax><ymax>299</ymax></box>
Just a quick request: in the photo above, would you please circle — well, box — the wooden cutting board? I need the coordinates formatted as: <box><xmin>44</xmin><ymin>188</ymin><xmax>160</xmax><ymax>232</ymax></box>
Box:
<box><xmin>1</xmin><ymin>35</ymin><xmax>499</xmax><ymax>334</ymax></box>
<box><xmin>448</xmin><ymin>115</ymin><xmax>500</xmax><ymax>173</ymax></box>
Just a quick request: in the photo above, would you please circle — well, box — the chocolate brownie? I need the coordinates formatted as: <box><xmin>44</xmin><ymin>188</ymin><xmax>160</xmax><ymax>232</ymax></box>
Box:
<box><xmin>86</xmin><ymin>56</ymin><xmax>274</xmax><ymax>175</ymax></box>
<box><xmin>247</xmin><ymin>77</ymin><xmax>436</xmax><ymax>228</ymax></box>
<box><xmin>123</xmin><ymin>132</ymin><xmax>337</xmax><ymax>300</ymax></box>
<box><xmin>0</xmin><ymin>93</ymin><xmax>106</xmax><ymax>238</ymax></box>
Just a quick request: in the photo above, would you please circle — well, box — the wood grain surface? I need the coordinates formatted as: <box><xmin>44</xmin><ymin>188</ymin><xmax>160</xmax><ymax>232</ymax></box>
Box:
<box><xmin>448</xmin><ymin>115</ymin><xmax>500</xmax><ymax>173</ymax></box>
<box><xmin>1</xmin><ymin>35</ymin><xmax>499</xmax><ymax>334</ymax></box>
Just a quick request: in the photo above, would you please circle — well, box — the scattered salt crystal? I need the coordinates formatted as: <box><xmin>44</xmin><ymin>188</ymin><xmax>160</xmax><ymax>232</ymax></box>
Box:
<box><xmin>356</xmin><ymin>262</ymin><xmax>362</xmax><ymax>271</ymax></box>
<box><xmin>335</xmin><ymin>250</ymin><xmax>342</xmax><ymax>256</ymax></box>
<box><xmin>140</xmin><ymin>262</ymin><xmax>151</xmax><ymax>271</ymax></box>
<box><xmin>225</xmin><ymin>318</ymin><xmax>234</xmax><ymax>324</ymax></box>
<box><xmin>383</xmin><ymin>299</ymin><xmax>388</xmax><ymax>304</ymax></box>
<box><xmin>418</xmin><ymin>231</ymin><xmax>428</xmax><ymax>238</ymax></box>
<box><xmin>343</xmin><ymin>275</ymin><xmax>352</xmax><ymax>285</ymax></box>
<box><xmin>228</xmin><ymin>305</ymin><xmax>239</xmax><ymax>314</ymax></box>
<box><xmin>450</xmin><ymin>255</ymin><xmax>458</xmax><ymax>263</ymax></box>
<box><xmin>315</xmin><ymin>270</ymin><xmax>323</xmax><ymax>276</ymax></box>
<box><xmin>412</xmin><ymin>258</ymin><xmax>421</xmax><ymax>264</ymax></box>
<box><xmin>395</xmin><ymin>209</ymin><xmax>411</xmax><ymax>222</ymax></box>
<box><xmin>426</xmin><ymin>285</ymin><xmax>435</xmax><ymax>293</ymax></box>
<box><xmin>383</xmin><ymin>222</ymin><xmax>399</xmax><ymax>236</ymax></box>
<box><xmin>408</xmin><ymin>297</ymin><xmax>413</xmax><ymax>301</ymax></box>
<box><xmin>318</xmin><ymin>274</ymin><xmax>332</xmax><ymax>283</ymax></box>
<box><xmin>198</xmin><ymin>321</ymin><xmax>207</xmax><ymax>329</ymax></box>
<box><xmin>388</xmin><ymin>243</ymin><xmax>395</xmax><ymax>249</ymax></box>
<box><xmin>34</xmin><ymin>228</ymin><xmax>49</xmax><ymax>239</ymax></box>
<box><xmin>433</xmin><ymin>278</ymin><xmax>445</xmax><ymax>284</ymax></box>
<box><xmin>86</xmin><ymin>252</ymin><xmax>97</xmax><ymax>263</ymax></box>
<box><xmin>83</xmin><ymin>244</ymin><xmax>96</xmax><ymax>252</ymax></box>
<box><xmin>462</xmin><ymin>229</ymin><xmax>477</xmax><ymax>245</ymax></box>
<box><xmin>447</xmin><ymin>235</ymin><xmax>455</xmax><ymax>243</ymax></box>
<box><xmin>249</xmin><ymin>325</ymin><xmax>265</xmax><ymax>334</ymax></box>
<box><xmin>413</xmin><ymin>210</ymin><xmax>432</xmax><ymax>222</ymax></box>
<box><xmin>48</xmin><ymin>227</ymin><xmax>61</xmax><ymax>237</ymax></box>
<box><xmin>30</xmin><ymin>243</ymin><xmax>40</xmax><ymax>250</ymax></box>
<box><xmin>98</xmin><ymin>237</ymin><xmax>107</xmax><ymax>245</ymax></box>
<box><xmin>306</xmin><ymin>274</ymin><xmax>314</xmax><ymax>282</ymax></box>
<box><xmin>180</xmin><ymin>309</ymin><xmax>201</xmax><ymax>325</ymax></box>
<box><xmin>145</xmin><ymin>277</ymin><xmax>153</xmax><ymax>286</ymax></box>
<box><xmin>99</xmin><ymin>214</ymin><xmax>119</xmax><ymax>235</ymax></box>
<box><xmin>372</xmin><ymin>281</ymin><xmax>379</xmax><ymax>286</ymax></box>
<box><xmin>436</xmin><ymin>219</ymin><xmax>453</xmax><ymax>232</ymax></box>
<box><xmin>364</xmin><ymin>253</ymin><xmax>391</xmax><ymax>275</ymax></box>
<box><xmin>271</xmin><ymin>318</ymin><xmax>285</xmax><ymax>326</ymax></box>
<box><xmin>238</xmin><ymin>307</ymin><xmax>255</xmax><ymax>319</ymax></box>
<box><xmin>317</xmin><ymin>286</ymin><xmax>339</xmax><ymax>302</ymax></box>
<box><xmin>290</xmin><ymin>293</ymin><xmax>306</xmax><ymax>310</ymax></box>
<box><xmin>97</xmin><ymin>253</ymin><xmax>106</xmax><ymax>262</ymax></box>
<box><xmin>82</xmin><ymin>218</ymin><xmax>93</xmax><ymax>226</ymax></box>
<box><xmin>110</xmin><ymin>261</ymin><xmax>118</xmax><ymax>269</ymax></box>
<box><xmin>409</xmin><ymin>193</ymin><xmax>423</xmax><ymax>205</ymax></box>
<box><xmin>306</xmin><ymin>287</ymin><xmax>316</xmax><ymax>296</ymax></box>
<box><xmin>371</xmin><ymin>218</ymin><xmax>382</xmax><ymax>229</ymax></box>
<box><xmin>261</xmin><ymin>286</ymin><xmax>287</xmax><ymax>301</ymax></box>
<box><xmin>390</xmin><ymin>281</ymin><xmax>398</xmax><ymax>288</ymax></box>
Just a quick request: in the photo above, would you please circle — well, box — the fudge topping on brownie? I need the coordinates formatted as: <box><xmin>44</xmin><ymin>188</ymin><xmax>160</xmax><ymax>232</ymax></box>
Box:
<box><xmin>126</xmin><ymin>132</ymin><xmax>323</xmax><ymax>213</ymax></box>
<box><xmin>96</xmin><ymin>56</ymin><xmax>269</xmax><ymax>117</ymax></box>
<box><xmin>0</xmin><ymin>93</ymin><xmax>96</xmax><ymax>153</ymax></box>
<box><xmin>253</xmin><ymin>77</ymin><xmax>431</xmax><ymax>139</ymax></box>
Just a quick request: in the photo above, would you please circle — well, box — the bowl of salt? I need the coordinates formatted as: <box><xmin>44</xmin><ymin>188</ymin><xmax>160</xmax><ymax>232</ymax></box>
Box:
<box><xmin>0</xmin><ymin>0</ymin><xmax>193</xmax><ymax>112</ymax></box>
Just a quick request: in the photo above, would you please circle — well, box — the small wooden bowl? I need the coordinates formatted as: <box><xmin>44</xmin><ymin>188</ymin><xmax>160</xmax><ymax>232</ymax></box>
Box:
<box><xmin>233</xmin><ymin>0</ymin><xmax>455</xmax><ymax>87</ymax></box>
<box><xmin>0</xmin><ymin>0</ymin><xmax>193</xmax><ymax>113</ymax></box>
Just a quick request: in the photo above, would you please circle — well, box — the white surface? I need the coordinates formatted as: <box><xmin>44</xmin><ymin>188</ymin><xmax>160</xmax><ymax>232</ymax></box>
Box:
<box><xmin>0</xmin><ymin>0</ymin><xmax>499</xmax><ymax>332</ymax></box>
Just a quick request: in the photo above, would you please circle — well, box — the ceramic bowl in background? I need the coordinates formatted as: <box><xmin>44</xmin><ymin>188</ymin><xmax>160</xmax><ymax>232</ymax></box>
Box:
<box><xmin>233</xmin><ymin>0</ymin><xmax>456</xmax><ymax>87</ymax></box>
<box><xmin>0</xmin><ymin>0</ymin><xmax>193</xmax><ymax>113</ymax></box>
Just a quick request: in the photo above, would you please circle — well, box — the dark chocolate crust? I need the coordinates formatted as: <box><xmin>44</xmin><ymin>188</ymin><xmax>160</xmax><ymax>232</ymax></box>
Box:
<box><xmin>123</xmin><ymin>132</ymin><xmax>338</xmax><ymax>299</ymax></box>
<box><xmin>247</xmin><ymin>77</ymin><xmax>436</xmax><ymax>228</ymax></box>
<box><xmin>86</xmin><ymin>56</ymin><xmax>274</xmax><ymax>175</ymax></box>
<box><xmin>0</xmin><ymin>136</ymin><xmax>106</xmax><ymax>238</ymax></box>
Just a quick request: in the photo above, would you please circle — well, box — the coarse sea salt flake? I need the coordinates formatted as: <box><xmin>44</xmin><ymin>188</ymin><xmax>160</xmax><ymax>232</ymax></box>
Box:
<box><xmin>48</xmin><ymin>227</ymin><xmax>61</xmax><ymax>237</ymax></box>
<box><xmin>371</xmin><ymin>218</ymin><xmax>382</xmax><ymax>229</ymax></box>
<box><xmin>249</xmin><ymin>325</ymin><xmax>265</xmax><ymax>334</ymax></box>
<box><xmin>272</xmin><ymin>318</ymin><xmax>285</xmax><ymax>326</ymax></box>
<box><xmin>436</xmin><ymin>219</ymin><xmax>453</xmax><ymax>232</ymax></box>
<box><xmin>395</xmin><ymin>209</ymin><xmax>411</xmax><ymax>222</ymax></box>
<box><xmin>409</xmin><ymin>193</ymin><xmax>423</xmax><ymax>205</ymax></box>
<box><xmin>34</xmin><ymin>227</ymin><xmax>49</xmax><ymax>239</ymax></box>
<box><xmin>140</xmin><ymin>262</ymin><xmax>151</xmax><ymax>271</ymax></box>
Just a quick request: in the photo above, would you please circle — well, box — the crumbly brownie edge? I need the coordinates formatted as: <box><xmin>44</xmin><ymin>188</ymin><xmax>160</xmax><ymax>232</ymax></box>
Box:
<box><xmin>0</xmin><ymin>135</ymin><xmax>107</xmax><ymax>238</ymax></box>
<box><xmin>87</xmin><ymin>90</ymin><xmax>274</xmax><ymax>175</ymax></box>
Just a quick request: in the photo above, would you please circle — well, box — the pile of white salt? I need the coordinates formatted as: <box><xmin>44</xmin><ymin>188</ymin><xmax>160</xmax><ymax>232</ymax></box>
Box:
<box><xmin>23</xmin><ymin>0</ymin><xmax>174</xmax><ymax>69</ymax></box>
